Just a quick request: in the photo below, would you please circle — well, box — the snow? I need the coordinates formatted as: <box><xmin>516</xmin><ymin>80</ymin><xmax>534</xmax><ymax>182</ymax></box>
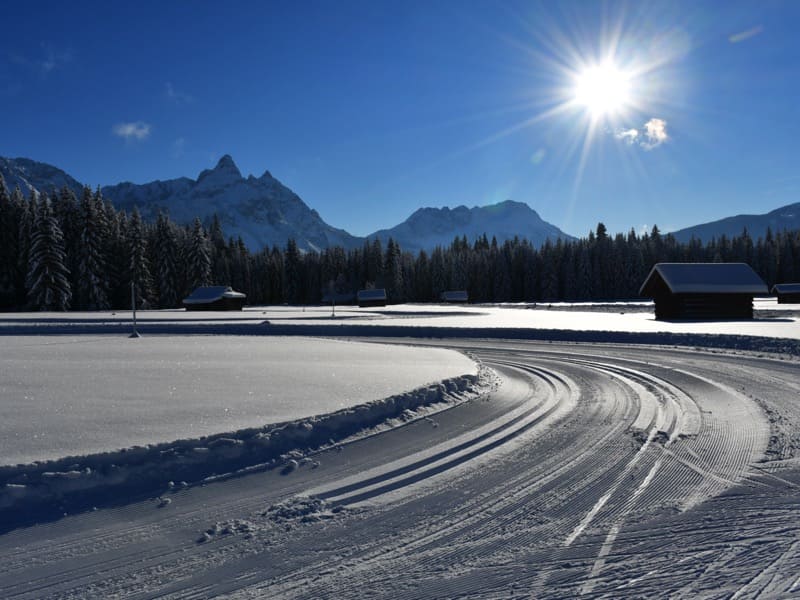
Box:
<box><xmin>0</xmin><ymin>335</ymin><xmax>476</xmax><ymax>466</ymax></box>
<box><xmin>3</xmin><ymin>296</ymin><xmax>798</xmax><ymax>338</ymax></box>
<box><xmin>1</xmin><ymin>307</ymin><xmax>799</xmax><ymax>597</ymax></box>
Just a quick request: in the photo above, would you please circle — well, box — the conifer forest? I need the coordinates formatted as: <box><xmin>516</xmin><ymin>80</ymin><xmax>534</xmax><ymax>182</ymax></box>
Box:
<box><xmin>1</xmin><ymin>177</ymin><xmax>798</xmax><ymax>311</ymax></box>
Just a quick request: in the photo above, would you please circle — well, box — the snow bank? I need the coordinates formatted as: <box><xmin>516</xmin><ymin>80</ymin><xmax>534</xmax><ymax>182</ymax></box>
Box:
<box><xmin>0</xmin><ymin>336</ymin><xmax>475</xmax><ymax>465</ymax></box>
<box><xmin>0</xmin><ymin>365</ymin><xmax>495</xmax><ymax>530</ymax></box>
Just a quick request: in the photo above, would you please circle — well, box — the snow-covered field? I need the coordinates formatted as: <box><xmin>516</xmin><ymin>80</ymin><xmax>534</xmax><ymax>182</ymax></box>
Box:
<box><xmin>3</xmin><ymin>296</ymin><xmax>797</xmax><ymax>339</ymax></box>
<box><xmin>1</xmin><ymin>303</ymin><xmax>799</xmax><ymax>598</ymax></box>
<box><xmin>0</xmin><ymin>336</ymin><xmax>475</xmax><ymax>466</ymax></box>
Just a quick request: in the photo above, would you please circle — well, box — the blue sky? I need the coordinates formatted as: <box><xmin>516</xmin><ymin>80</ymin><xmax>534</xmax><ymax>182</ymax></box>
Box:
<box><xmin>1</xmin><ymin>0</ymin><xmax>798</xmax><ymax>238</ymax></box>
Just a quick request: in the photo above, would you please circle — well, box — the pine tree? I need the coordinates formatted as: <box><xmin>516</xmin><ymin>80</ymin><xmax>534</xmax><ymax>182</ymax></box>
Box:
<box><xmin>284</xmin><ymin>238</ymin><xmax>301</xmax><ymax>303</ymax></box>
<box><xmin>52</xmin><ymin>186</ymin><xmax>81</xmax><ymax>298</ymax></box>
<box><xmin>16</xmin><ymin>188</ymin><xmax>35</xmax><ymax>306</ymax></box>
<box><xmin>0</xmin><ymin>175</ymin><xmax>20</xmax><ymax>307</ymax></box>
<box><xmin>187</xmin><ymin>217</ymin><xmax>211</xmax><ymax>289</ymax></box>
<box><xmin>384</xmin><ymin>238</ymin><xmax>403</xmax><ymax>302</ymax></box>
<box><xmin>153</xmin><ymin>212</ymin><xmax>180</xmax><ymax>308</ymax></box>
<box><xmin>127</xmin><ymin>207</ymin><xmax>153</xmax><ymax>308</ymax></box>
<box><xmin>76</xmin><ymin>186</ymin><xmax>110</xmax><ymax>310</ymax></box>
<box><xmin>26</xmin><ymin>193</ymin><xmax>71</xmax><ymax>310</ymax></box>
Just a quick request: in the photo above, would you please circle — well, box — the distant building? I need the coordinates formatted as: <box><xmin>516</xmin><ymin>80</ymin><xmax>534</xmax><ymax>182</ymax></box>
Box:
<box><xmin>440</xmin><ymin>290</ymin><xmax>469</xmax><ymax>303</ymax></box>
<box><xmin>183</xmin><ymin>286</ymin><xmax>246</xmax><ymax>311</ymax></box>
<box><xmin>639</xmin><ymin>263</ymin><xmax>768</xmax><ymax>320</ymax></box>
<box><xmin>772</xmin><ymin>283</ymin><xmax>800</xmax><ymax>304</ymax></box>
<box><xmin>357</xmin><ymin>288</ymin><xmax>387</xmax><ymax>307</ymax></box>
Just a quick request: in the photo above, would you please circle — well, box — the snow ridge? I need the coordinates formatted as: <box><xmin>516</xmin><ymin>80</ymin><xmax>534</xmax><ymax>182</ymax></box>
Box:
<box><xmin>0</xmin><ymin>365</ymin><xmax>496</xmax><ymax>531</ymax></box>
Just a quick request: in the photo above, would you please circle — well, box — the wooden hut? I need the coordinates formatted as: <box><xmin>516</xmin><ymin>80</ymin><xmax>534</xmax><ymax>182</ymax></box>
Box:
<box><xmin>357</xmin><ymin>288</ymin><xmax>387</xmax><ymax>307</ymax></box>
<box><xmin>440</xmin><ymin>290</ymin><xmax>469</xmax><ymax>303</ymax></box>
<box><xmin>182</xmin><ymin>286</ymin><xmax>246</xmax><ymax>311</ymax></box>
<box><xmin>772</xmin><ymin>283</ymin><xmax>800</xmax><ymax>304</ymax></box>
<box><xmin>639</xmin><ymin>263</ymin><xmax>767</xmax><ymax>320</ymax></box>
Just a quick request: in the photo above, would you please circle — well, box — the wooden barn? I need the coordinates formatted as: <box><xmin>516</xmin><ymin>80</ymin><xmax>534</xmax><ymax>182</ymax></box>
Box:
<box><xmin>639</xmin><ymin>263</ymin><xmax>768</xmax><ymax>320</ymax></box>
<box><xmin>440</xmin><ymin>290</ymin><xmax>469</xmax><ymax>303</ymax></box>
<box><xmin>357</xmin><ymin>288</ymin><xmax>387</xmax><ymax>307</ymax></box>
<box><xmin>182</xmin><ymin>286</ymin><xmax>247</xmax><ymax>311</ymax></box>
<box><xmin>772</xmin><ymin>283</ymin><xmax>800</xmax><ymax>304</ymax></box>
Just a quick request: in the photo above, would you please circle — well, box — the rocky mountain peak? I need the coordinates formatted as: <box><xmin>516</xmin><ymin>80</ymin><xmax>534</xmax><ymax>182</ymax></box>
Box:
<box><xmin>197</xmin><ymin>154</ymin><xmax>243</xmax><ymax>186</ymax></box>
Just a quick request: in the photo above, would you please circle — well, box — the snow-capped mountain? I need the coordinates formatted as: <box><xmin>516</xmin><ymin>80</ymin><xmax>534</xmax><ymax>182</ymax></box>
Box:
<box><xmin>103</xmin><ymin>155</ymin><xmax>361</xmax><ymax>252</ymax></box>
<box><xmin>368</xmin><ymin>200</ymin><xmax>575</xmax><ymax>253</ymax></box>
<box><xmin>1</xmin><ymin>155</ymin><xmax>576</xmax><ymax>253</ymax></box>
<box><xmin>670</xmin><ymin>202</ymin><xmax>800</xmax><ymax>243</ymax></box>
<box><xmin>0</xmin><ymin>157</ymin><xmax>84</xmax><ymax>198</ymax></box>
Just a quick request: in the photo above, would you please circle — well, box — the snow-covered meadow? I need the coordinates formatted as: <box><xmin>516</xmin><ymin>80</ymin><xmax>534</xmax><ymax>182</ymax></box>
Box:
<box><xmin>4</xmin><ymin>297</ymin><xmax>797</xmax><ymax>339</ymax></box>
<box><xmin>1</xmin><ymin>302</ymin><xmax>799</xmax><ymax>598</ymax></box>
<box><xmin>0</xmin><ymin>335</ymin><xmax>475</xmax><ymax>466</ymax></box>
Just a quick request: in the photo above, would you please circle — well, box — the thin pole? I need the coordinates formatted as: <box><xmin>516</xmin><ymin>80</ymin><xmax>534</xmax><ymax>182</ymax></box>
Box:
<box><xmin>130</xmin><ymin>257</ymin><xmax>141</xmax><ymax>338</ymax></box>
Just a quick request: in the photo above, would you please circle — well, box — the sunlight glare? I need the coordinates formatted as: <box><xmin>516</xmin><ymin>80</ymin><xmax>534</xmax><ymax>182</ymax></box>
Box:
<box><xmin>573</xmin><ymin>62</ymin><xmax>632</xmax><ymax>118</ymax></box>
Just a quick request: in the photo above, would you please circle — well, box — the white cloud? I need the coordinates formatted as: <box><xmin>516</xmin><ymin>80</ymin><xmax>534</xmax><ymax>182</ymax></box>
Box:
<box><xmin>615</xmin><ymin>128</ymin><xmax>639</xmax><ymax>144</ymax></box>
<box><xmin>615</xmin><ymin>118</ymin><xmax>668</xmax><ymax>150</ymax></box>
<box><xmin>729</xmin><ymin>25</ymin><xmax>764</xmax><ymax>44</ymax></box>
<box><xmin>642</xmin><ymin>118</ymin><xmax>668</xmax><ymax>149</ymax></box>
<box><xmin>165</xmin><ymin>82</ymin><xmax>194</xmax><ymax>104</ymax></box>
<box><xmin>112</xmin><ymin>121</ymin><xmax>152</xmax><ymax>141</ymax></box>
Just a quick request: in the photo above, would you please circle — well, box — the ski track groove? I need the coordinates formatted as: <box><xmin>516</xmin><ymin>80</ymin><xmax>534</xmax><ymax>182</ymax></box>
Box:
<box><xmin>0</xmin><ymin>341</ymin><xmax>792</xmax><ymax>599</ymax></box>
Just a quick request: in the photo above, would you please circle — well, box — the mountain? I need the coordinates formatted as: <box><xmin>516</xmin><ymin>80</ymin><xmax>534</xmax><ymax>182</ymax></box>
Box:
<box><xmin>1</xmin><ymin>155</ymin><xmax>575</xmax><ymax>254</ymax></box>
<box><xmin>102</xmin><ymin>155</ymin><xmax>361</xmax><ymax>252</ymax></box>
<box><xmin>0</xmin><ymin>157</ymin><xmax>84</xmax><ymax>197</ymax></box>
<box><xmin>367</xmin><ymin>200</ymin><xmax>575</xmax><ymax>253</ymax></box>
<box><xmin>670</xmin><ymin>202</ymin><xmax>800</xmax><ymax>243</ymax></box>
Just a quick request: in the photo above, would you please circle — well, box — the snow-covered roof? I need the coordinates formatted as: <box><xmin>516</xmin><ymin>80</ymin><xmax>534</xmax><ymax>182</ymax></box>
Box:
<box><xmin>183</xmin><ymin>286</ymin><xmax>246</xmax><ymax>304</ymax></box>
<box><xmin>772</xmin><ymin>283</ymin><xmax>800</xmax><ymax>294</ymax></box>
<box><xmin>357</xmin><ymin>288</ymin><xmax>387</xmax><ymax>300</ymax></box>
<box><xmin>640</xmin><ymin>263</ymin><xmax>768</xmax><ymax>296</ymax></box>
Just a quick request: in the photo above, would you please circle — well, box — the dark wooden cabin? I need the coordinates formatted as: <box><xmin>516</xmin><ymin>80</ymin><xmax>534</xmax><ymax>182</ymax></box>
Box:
<box><xmin>357</xmin><ymin>288</ymin><xmax>387</xmax><ymax>307</ymax></box>
<box><xmin>440</xmin><ymin>290</ymin><xmax>469</xmax><ymax>303</ymax></box>
<box><xmin>772</xmin><ymin>283</ymin><xmax>800</xmax><ymax>304</ymax></box>
<box><xmin>182</xmin><ymin>286</ymin><xmax>246</xmax><ymax>311</ymax></box>
<box><xmin>639</xmin><ymin>263</ymin><xmax>767</xmax><ymax>320</ymax></box>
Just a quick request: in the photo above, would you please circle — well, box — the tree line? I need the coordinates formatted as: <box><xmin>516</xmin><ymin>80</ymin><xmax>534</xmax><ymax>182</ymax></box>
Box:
<box><xmin>1</xmin><ymin>175</ymin><xmax>798</xmax><ymax>311</ymax></box>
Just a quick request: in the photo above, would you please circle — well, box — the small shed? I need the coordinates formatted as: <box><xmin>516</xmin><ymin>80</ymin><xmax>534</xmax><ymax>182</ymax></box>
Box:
<box><xmin>639</xmin><ymin>263</ymin><xmax>768</xmax><ymax>320</ymax></box>
<box><xmin>357</xmin><ymin>288</ymin><xmax>387</xmax><ymax>307</ymax></box>
<box><xmin>440</xmin><ymin>290</ymin><xmax>469</xmax><ymax>303</ymax></box>
<box><xmin>183</xmin><ymin>286</ymin><xmax>246</xmax><ymax>311</ymax></box>
<box><xmin>772</xmin><ymin>283</ymin><xmax>800</xmax><ymax>304</ymax></box>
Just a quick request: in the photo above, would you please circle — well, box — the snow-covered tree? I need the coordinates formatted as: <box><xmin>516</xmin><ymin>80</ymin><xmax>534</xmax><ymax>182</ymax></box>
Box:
<box><xmin>26</xmin><ymin>193</ymin><xmax>71</xmax><ymax>310</ymax></box>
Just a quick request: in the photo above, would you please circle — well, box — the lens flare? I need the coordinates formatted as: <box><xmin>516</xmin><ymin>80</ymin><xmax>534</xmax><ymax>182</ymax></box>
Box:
<box><xmin>572</xmin><ymin>61</ymin><xmax>632</xmax><ymax>118</ymax></box>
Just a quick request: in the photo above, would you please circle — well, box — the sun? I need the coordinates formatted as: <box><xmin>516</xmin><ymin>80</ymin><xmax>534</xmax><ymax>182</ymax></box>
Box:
<box><xmin>572</xmin><ymin>61</ymin><xmax>632</xmax><ymax>118</ymax></box>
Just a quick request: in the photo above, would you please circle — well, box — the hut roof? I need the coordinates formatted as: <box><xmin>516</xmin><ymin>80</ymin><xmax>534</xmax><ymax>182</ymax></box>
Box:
<box><xmin>772</xmin><ymin>283</ymin><xmax>800</xmax><ymax>294</ymax></box>
<box><xmin>357</xmin><ymin>288</ymin><xmax>387</xmax><ymax>300</ymax></box>
<box><xmin>183</xmin><ymin>286</ymin><xmax>246</xmax><ymax>304</ymax></box>
<box><xmin>640</xmin><ymin>263</ymin><xmax>768</xmax><ymax>296</ymax></box>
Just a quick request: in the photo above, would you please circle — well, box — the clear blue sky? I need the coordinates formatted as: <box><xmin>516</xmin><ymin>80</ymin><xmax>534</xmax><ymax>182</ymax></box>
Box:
<box><xmin>1</xmin><ymin>0</ymin><xmax>798</xmax><ymax>238</ymax></box>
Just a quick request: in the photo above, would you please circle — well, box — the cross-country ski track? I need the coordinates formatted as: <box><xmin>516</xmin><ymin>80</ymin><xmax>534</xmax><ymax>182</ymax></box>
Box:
<box><xmin>1</xmin><ymin>340</ymin><xmax>798</xmax><ymax>599</ymax></box>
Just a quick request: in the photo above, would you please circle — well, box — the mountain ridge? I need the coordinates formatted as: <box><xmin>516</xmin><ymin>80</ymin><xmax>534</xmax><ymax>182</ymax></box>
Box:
<box><xmin>670</xmin><ymin>202</ymin><xmax>800</xmax><ymax>243</ymax></box>
<box><xmin>369</xmin><ymin>200</ymin><xmax>575</xmax><ymax>252</ymax></box>
<box><xmin>1</xmin><ymin>155</ymin><xmax>582</xmax><ymax>252</ymax></box>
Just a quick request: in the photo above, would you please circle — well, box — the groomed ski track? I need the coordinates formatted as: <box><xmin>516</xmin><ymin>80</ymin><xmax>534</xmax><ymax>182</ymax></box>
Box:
<box><xmin>1</xmin><ymin>340</ymin><xmax>798</xmax><ymax>599</ymax></box>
